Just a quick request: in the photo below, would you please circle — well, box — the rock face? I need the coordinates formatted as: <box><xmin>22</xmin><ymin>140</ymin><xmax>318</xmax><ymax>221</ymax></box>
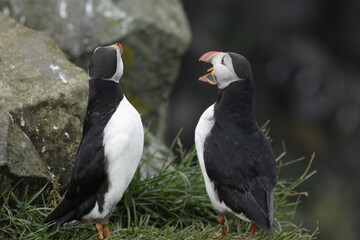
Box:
<box><xmin>6</xmin><ymin>0</ymin><xmax>191</xmax><ymax>138</ymax></box>
<box><xmin>0</xmin><ymin>14</ymin><xmax>88</xmax><ymax>190</ymax></box>
<box><xmin>0</xmin><ymin>12</ymin><xmax>182</xmax><ymax>192</ymax></box>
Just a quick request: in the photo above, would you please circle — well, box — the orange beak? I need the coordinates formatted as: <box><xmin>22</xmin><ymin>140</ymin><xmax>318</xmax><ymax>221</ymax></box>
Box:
<box><xmin>113</xmin><ymin>43</ymin><xmax>123</xmax><ymax>54</ymax></box>
<box><xmin>199</xmin><ymin>51</ymin><xmax>220</xmax><ymax>63</ymax></box>
<box><xmin>198</xmin><ymin>51</ymin><xmax>221</xmax><ymax>85</ymax></box>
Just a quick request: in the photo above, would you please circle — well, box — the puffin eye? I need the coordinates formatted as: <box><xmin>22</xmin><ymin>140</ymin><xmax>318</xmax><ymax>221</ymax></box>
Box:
<box><xmin>221</xmin><ymin>56</ymin><xmax>225</xmax><ymax>65</ymax></box>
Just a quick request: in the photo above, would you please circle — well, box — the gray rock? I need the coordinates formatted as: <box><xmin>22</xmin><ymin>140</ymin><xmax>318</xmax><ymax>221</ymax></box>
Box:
<box><xmin>0</xmin><ymin>13</ymin><xmax>176</xmax><ymax>192</ymax></box>
<box><xmin>8</xmin><ymin>0</ymin><xmax>192</xmax><ymax>138</ymax></box>
<box><xmin>0</xmin><ymin>13</ymin><xmax>88</xmax><ymax>190</ymax></box>
<box><xmin>0</xmin><ymin>0</ymin><xmax>8</xmax><ymax>7</ymax></box>
<box><xmin>9</xmin><ymin>0</ymin><xmax>190</xmax><ymax>58</ymax></box>
<box><xmin>141</xmin><ymin>132</ymin><xmax>174</xmax><ymax>179</ymax></box>
<box><xmin>0</xmin><ymin>114</ymin><xmax>49</xmax><ymax>193</ymax></box>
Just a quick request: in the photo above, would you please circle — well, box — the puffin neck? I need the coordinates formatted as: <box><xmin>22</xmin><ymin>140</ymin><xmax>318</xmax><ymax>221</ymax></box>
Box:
<box><xmin>82</xmin><ymin>78</ymin><xmax>124</xmax><ymax>133</ymax></box>
<box><xmin>88</xmin><ymin>78</ymin><xmax>123</xmax><ymax>100</ymax></box>
<box><xmin>215</xmin><ymin>80</ymin><xmax>255</xmax><ymax>125</ymax></box>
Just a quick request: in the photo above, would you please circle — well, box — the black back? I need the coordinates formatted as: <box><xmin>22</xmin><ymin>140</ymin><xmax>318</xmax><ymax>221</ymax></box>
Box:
<box><xmin>204</xmin><ymin>78</ymin><xmax>277</xmax><ymax>232</ymax></box>
<box><xmin>45</xmin><ymin>46</ymin><xmax>123</xmax><ymax>231</ymax></box>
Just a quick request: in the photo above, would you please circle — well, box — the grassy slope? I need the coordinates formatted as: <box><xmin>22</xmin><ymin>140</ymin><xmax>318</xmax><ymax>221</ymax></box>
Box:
<box><xmin>0</xmin><ymin>134</ymin><xmax>319</xmax><ymax>240</ymax></box>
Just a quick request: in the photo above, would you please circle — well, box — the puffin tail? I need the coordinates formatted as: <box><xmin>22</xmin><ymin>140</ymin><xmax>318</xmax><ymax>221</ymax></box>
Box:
<box><xmin>44</xmin><ymin>198</ymin><xmax>77</xmax><ymax>233</ymax></box>
<box><xmin>256</xmin><ymin>216</ymin><xmax>275</xmax><ymax>233</ymax></box>
<box><xmin>255</xmin><ymin>190</ymin><xmax>275</xmax><ymax>233</ymax></box>
<box><xmin>46</xmin><ymin>210</ymin><xmax>77</xmax><ymax>233</ymax></box>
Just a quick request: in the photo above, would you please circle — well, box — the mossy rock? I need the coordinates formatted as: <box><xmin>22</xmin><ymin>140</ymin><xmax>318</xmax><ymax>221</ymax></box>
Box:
<box><xmin>0</xmin><ymin>14</ymin><xmax>179</xmax><ymax>192</ymax></box>
<box><xmin>6</xmin><ymin>0</ymin><xmax>192</xmax><ymax>138</ymax></box>
<box><xmin>0</xmin><ymin>14</ymin><xmax>88</xmax><ymax>191</ymax></box>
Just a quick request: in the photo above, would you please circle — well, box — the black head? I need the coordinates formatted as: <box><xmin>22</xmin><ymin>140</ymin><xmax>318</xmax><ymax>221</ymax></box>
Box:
<box><xmin>198</xmin><ymin>51</ymin><xmax>253</xmax><ymax>89</ymax></box>
<box><xmin>88</xmin><ymin>43</ymin><xmax>124</xmax><ymax>82</ymax></box>
<box><xmin>227</xmin><ymin>52</ymin><xmax>253</xmax><ymax>81</ymax></box>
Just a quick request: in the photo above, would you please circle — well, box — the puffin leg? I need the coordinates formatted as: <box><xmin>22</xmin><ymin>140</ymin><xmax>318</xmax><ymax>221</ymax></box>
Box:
<box><xmin>249</xmin><ymin>222</ymin><xmax>256</xmax><ymax>237</ymax></box>
<box><xmin>95</xmin><ymin>223</ymin><xmax>104</xmax><ymax>239</ymax></box>
<box><xmin>213</xmin><ymin>215</ymin><xmax>227</xmax><ymax>237</ymax></box>
<box><xmin>219</xmin><ymin>215</ymin><xmax>228</xmax><ymax>236</ymax></box>
<box><xmin>102</xmin><ymin>222</ymin><xmax>111</xmax><ymax>238</ymax></box>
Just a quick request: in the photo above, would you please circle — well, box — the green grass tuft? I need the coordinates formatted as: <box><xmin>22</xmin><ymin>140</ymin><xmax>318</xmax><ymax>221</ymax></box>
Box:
<box><xmin>0</xmin><ymin>134</ymin><xmax>319</xmax><ymax>240</ymax></box>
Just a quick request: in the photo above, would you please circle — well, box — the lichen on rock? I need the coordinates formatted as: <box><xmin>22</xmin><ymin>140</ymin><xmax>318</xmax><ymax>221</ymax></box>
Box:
<box><xmin>0</xmin><ymin>7</ymin><xmax>189</xmax><ymax>191</ymax></box>
<box><xmin>6</xmin><ymin>0</ymin><xmax>192</xmax><ymax>138</ymax></box>
<box><xmin>0</xmin><ymin>13</ymin><xmax>88</xmax><ymax>191</ymax></box>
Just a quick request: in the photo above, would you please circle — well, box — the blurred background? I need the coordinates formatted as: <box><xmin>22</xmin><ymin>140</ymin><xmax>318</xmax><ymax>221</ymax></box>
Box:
<box><xmin>169</xmin><ymin>1</ymin><xmax>360</xmax><ymax>240</ymax></box>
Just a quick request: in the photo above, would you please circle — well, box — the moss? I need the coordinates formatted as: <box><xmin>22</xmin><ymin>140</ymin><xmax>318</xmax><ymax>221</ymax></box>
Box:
<box><xmin>122</xmin><ymin>45</ymin><xmax>136</xmax><ymax>75</ymax></box>
<box><xmin>107</xmin><ymin>19</ymin><xmax>120</xmax><ymax>28</ymax></box>
<box><xmin>122</xmin><ymin>82</ymin><xmax>149</xmax><ymax>116</ymax></box>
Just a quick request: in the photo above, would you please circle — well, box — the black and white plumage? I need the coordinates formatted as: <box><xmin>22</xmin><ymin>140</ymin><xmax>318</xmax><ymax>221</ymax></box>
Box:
<box><xmin>45</xmin><ymin>43</ymin><xmax>144</xmax><ymax>237</ymax></box>
<box><xmin>195</xmin><ymin>51</ymin><xmax>277</xmax><ymax>236</ymax></box>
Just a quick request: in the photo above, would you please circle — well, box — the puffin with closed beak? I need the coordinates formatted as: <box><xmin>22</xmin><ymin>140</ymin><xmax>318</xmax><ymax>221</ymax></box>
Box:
<box><xmin>195</xmin><ymin>51</ymin><xmax>277</xmax><ymax>237</ymax></box>
<box><xmin>45</xmin><ymin>43</ymin><xmax>144</xmax><ymax>239</ymax></box>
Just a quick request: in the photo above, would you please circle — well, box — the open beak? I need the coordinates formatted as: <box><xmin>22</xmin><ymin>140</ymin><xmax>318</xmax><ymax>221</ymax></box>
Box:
<box><xmin>113</xmin><ymin>43</ymin><xmax>123</xmax><ymax>54</ymax></box>
<box><xmin>198</xmin><ymin>51</ymin><xmax>221</xmax><ymax>85</ymax></box>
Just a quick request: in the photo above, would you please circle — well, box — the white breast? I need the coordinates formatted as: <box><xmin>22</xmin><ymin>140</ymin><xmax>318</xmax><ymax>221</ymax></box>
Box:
<box><xmin>195</xmin><ymin>104</ymin><xmax>227</xmax><ymax>212</ymax></box>
<box><xmin>195</xmin><ymin>104</ymin><xmax>250</xmax><ymax>222</ymax></box>
<box><xmin>83</xmin><ymin>96</ymin><xmax>144</xmax><ymax>221</ymax></box>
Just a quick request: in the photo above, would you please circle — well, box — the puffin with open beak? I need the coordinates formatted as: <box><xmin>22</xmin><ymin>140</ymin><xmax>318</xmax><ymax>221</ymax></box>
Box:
<box><xmin>195</xmin><ymin>51</ymin><xmax>277</xmax><ymax>237</ymax></box>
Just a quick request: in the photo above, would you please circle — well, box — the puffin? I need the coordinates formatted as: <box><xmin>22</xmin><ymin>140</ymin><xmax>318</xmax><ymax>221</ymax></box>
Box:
<box><xmin>44</xmin><ymin>43</ymin><xmax>144</xmax><ymax>239</ymax></box>
<box><xmin>194</xmin><ymin>51</ymin><xmax>277</xmax><ymax>237</ymax></box>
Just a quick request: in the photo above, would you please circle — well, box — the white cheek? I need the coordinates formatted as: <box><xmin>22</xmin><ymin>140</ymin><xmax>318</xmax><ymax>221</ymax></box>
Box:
<box><xmin>213</xmin><ymin>63</ymin><xmax>240</xmax><ymax>89</ymax></box>
<box><xmin>118</xmin><ymin>60</ymin><xmax>124</xmax><ymax>77</ymax></box>
<box><xmin>110</xmin><ymin>56</ymin><xmax>123</xmax><ymax>82</ymax></box>
<box><xmin>214</xmin><ymin>64</ymin><xmax>234</xmax><ymax>80</ymax></box>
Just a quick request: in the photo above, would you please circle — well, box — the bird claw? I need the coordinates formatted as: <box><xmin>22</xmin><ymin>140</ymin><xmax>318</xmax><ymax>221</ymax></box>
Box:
<box><xmin>211</xmin><ymin>233</ymin><xmax>243</xmax><ymax>239</ymax></box>
<box><xmin>213</xmin><ymin>232</ymin><xmax>222</xmax><ymax>238</ymax></box>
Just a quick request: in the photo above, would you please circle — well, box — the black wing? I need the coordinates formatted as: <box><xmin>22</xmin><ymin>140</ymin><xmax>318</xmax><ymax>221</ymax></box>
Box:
<box><xmin>204</xmin><ymin>122</ymin><xmax>276</xmax><ymax>232</ymax></box>
<box><xmin>44</xmin><ymin>128</ymin><xmax>107</xmax><ymax>232</ymax></box>
<box><xmin>45</xmin><ymin>79</ymin><xmax>123</xmax><ymax>231</ymax></box>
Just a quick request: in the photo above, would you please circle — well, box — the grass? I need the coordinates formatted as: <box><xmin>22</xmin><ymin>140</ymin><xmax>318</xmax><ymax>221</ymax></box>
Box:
<box><xmin>0</xmin><ymin>133</ymin><xmax>319</xmax><ymax>240</ymax></box>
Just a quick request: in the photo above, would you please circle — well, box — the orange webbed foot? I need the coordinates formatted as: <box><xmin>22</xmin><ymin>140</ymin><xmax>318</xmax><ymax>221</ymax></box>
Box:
<box><xmin>95</xmin><ymin>223</ymin><xmax>104</xmax><ymax>239</ymax></box>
